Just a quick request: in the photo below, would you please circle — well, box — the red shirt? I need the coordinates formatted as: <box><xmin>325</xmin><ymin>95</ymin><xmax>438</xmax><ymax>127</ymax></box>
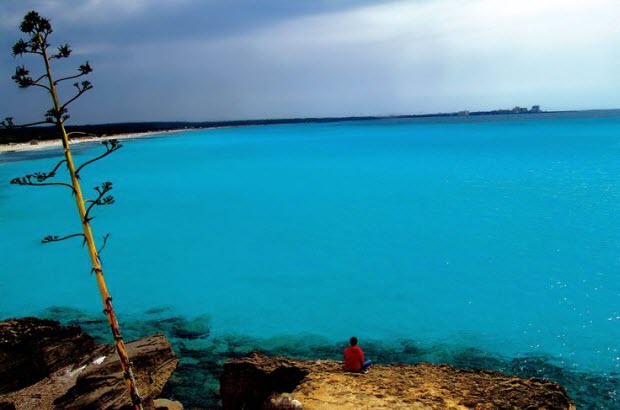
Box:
<box><xmin>344</xmin><ymin>345</ymin><xmax>364</xmax><ymax>371</ymax></box>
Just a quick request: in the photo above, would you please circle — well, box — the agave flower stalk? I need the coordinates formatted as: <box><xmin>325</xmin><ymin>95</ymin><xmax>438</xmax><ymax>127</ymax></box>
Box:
<box><xmin>4</xmin><ymin>11</ymin><xmax>143</xmax><ymax>409</ymax></box>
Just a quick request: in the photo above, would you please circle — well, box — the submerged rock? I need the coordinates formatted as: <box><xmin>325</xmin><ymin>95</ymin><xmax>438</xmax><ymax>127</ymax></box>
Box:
<box><xmin>0</xmin><ymin>317</ymin><xmax>179</xmax><ymax>409</ymax></box>
<box><xmin>221</xmin><ymin>352</ymin><xmax>576</xmax><ymax>410</ymax></box>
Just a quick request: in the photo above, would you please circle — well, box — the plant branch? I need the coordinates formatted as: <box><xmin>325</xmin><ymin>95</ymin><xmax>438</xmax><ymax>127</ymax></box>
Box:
<box><xmin>54</xmin><ymin>71</ymin><xmax>87</xmax><ymax>85</ymax></box>
<box><xmin>61</xmin><ymin>90</ymin><xmax>86</xmax><ymax>110</ymax></box>
<box><xmin>1</xmin><ymin>117</ymin><xmax>53</xmax><ymax>129</ymax></box>
<box><xmin>28</xmin><ymin>159</ymin><xmax>67</xmax><ymax>183</ymax></box>
<box><xmin>42</xmin><ymin>233</ymin><xmax>85</xmax><ymax>244</ymax></box>
<box><xmin>30</xmin><ymin>82</ymin><xmax>51</xmax><ymax>92</ymax></box>
<box><xmin>33</xmin><ymin>73</ymin><xmax>49</xmax><ymax>83</ymax></box>
<box><xmin>98</xmin><ymin>233</ymin><xmax>110</xmax><ymax>256</ymax></box>
<box><xmin>60</xmin><ymin>81</ymin><xmax>92</xmax><ymax>111</ymax></box>
<box><xmin>10</xmin><ymin>174</ymin><xmax>74</xmax><ymax>190</ymax></box>
<box><xmin>75</xmin><ymin>139</ymin><xmax>122</xmax><ymax>177</ymax></box>
<box><xmin>54</xmin><ymin>61</ymin><xmax>92</xmax><ymax>85</ymax></box>
<box><xmin>18</xmin><ymin>49</ymin><xmax>44</xmax><ymax>56</ymax></box>
<box><xmin>11</xmin><ymin>65</ymin><xmax>50</xmax><ymax>92</ymax></box>
<box><xmin>84</xmin><ymin>181</ymin><xmax>114</xmax><ymax>221</ymax></box>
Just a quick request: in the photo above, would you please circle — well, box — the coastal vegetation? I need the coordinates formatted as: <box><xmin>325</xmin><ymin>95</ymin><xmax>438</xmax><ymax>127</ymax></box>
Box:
<box><xmin>2</xmin><ymin>11</ymin><xmax>143</xmax><ymax>409</ymax></box>
<box><xmin>0</xmin><ymin>108</ymin><xmax>548</xmax><ymax>145</ymax></box>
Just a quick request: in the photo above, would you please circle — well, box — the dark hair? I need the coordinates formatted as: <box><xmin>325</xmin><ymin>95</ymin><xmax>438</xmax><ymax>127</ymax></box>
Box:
<box><xmin>350</xmin><ymin>336</ymin><xmax>358</xmax><ymax>346</ymax></box>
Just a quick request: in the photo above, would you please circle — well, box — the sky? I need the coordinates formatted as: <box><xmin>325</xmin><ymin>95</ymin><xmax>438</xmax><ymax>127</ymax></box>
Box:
<box><xmin>0</xmin><ymin>0</ymin><xmax>619</xmax><ymax>124</ymax></box>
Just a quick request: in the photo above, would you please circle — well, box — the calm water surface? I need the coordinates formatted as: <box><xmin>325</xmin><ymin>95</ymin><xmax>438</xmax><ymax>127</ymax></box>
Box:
<box><xmin>1</xmin><ymin>111</ymin><xmax>619</xmax><ymax>406</ymax></box>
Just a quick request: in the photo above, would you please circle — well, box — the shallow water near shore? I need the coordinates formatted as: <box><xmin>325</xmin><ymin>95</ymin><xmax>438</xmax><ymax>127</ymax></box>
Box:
<box><xmin>36</xmin><ymin>305</ymin><xmax>620</xmax><ymax>408</ymax></box>
<box><xmin>1</xmin><ymin>111</ymin><xmax>619</xmax><ymax>408</ymax></box>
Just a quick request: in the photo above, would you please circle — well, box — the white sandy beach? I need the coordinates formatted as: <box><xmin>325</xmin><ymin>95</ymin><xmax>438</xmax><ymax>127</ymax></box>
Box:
<box><xmin>0</xmin><ymin>129</ymin><xmax>191</xmax><ymax>154</ymax></box>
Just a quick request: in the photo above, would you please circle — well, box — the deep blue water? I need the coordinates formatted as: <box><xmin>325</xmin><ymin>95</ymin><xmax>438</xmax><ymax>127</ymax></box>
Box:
<box><xmin>1</xmin><ymin>111</ymin><xmax>619</xmax><ymax>407</ymax></box>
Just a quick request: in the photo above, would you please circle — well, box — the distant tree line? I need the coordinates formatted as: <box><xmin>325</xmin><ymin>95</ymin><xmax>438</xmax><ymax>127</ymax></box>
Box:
<box><xmin>0</xmin><ymin>118</ymin><xmax>379</xmax><ymax>144</ymax></box>
<box><xmin>0</xmin><ymin>108</ymin><xmax>547</xmax><ymax>145</ymax></box>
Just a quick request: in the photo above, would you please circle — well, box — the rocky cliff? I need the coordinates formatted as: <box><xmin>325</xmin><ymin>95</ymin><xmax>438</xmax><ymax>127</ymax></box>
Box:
<box><xmin>0</xmin><ymin>318</ymin><xmax>180</xmax><ymax>410</ymax></box>
<box><xmin>221</xmin><ymin>352</ymin><xmax>576</xmax><ymax>410</ymax></box>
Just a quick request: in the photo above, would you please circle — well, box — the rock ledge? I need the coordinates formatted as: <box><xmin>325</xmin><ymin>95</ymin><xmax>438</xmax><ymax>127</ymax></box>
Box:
<box><xmin>221</xmin><ymin>352</ymin><xmax>576</xmax><ymax>409</ymax></box>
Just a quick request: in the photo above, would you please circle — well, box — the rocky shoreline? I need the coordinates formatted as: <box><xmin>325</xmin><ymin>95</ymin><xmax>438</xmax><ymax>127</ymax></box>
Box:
<box><xmin>0</xmin><ymin>317</ymin><xmax>580</xmax><ymax>409</ymax></box>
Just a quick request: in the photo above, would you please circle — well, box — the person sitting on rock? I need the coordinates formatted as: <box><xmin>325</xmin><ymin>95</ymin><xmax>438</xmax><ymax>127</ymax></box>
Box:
<box><xmin>344</xmin><ymin>336</ymin><xmax>372</xmax><ymax>373</ymax></box>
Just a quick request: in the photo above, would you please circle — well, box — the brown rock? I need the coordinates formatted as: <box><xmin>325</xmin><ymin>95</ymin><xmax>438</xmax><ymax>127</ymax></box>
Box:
<box><xmin>221</xmin><ymin>352</ymin><xmax>576</xmax><ymax>410</ymax></box>
<box><xmin>54</xmin><ymin>334</ymin><xmax>178</xmax><ymax>409</ymax></box>
<box><xmin>0</xmin><ymin>317</ymin><xmax>96</xmax><ymax>393</ymax></box>
<box><xmin>0</xmin><ymin>318</ymin><xmax>179</xmax><ymax>410</ymax></box>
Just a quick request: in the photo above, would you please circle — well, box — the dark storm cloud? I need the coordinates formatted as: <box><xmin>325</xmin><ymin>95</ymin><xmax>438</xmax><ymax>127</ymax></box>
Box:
<box><xmin>1</xmin><ymin>0</ymin><xmax>389</xmax><ymax>44</ymax></box>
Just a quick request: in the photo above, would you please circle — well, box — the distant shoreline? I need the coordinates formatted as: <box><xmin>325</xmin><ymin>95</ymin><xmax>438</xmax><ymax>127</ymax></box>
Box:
<box><xmin>1</xmin><ymin>108</ymin><xmax>618</xmax><ymax>154</ymax></box>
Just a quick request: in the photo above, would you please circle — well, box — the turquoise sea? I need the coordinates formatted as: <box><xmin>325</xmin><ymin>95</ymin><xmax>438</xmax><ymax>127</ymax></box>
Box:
<box><xmin>1</xmin><ymin>111</ymin><xmax>619</xmax><ymax>408</ymax></box>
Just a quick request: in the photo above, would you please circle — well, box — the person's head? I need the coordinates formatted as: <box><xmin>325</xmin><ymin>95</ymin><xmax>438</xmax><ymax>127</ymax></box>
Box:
<box><xmin>349</xmin><ymin>336</ymin><xmax>358</xmax><ymax>346</ymax></box>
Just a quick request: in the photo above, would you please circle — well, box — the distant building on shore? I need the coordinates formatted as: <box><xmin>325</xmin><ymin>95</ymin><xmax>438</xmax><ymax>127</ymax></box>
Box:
<box><xmin>466</xmin><ymin>105</ymin><xmax>543</xmax><ymax>117</ymax></box>
<box><xmin>508</xmin><ymin>105</ymin><xmax>542</xmax><ymax>114</ymax></box>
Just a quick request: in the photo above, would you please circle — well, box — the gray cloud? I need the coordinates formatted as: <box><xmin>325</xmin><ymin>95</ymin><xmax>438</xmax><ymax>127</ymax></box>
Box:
<box><xmin>1</xmin><ymin>0</ymin><xmax>618</xmax><ymax>125</ymax></box>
